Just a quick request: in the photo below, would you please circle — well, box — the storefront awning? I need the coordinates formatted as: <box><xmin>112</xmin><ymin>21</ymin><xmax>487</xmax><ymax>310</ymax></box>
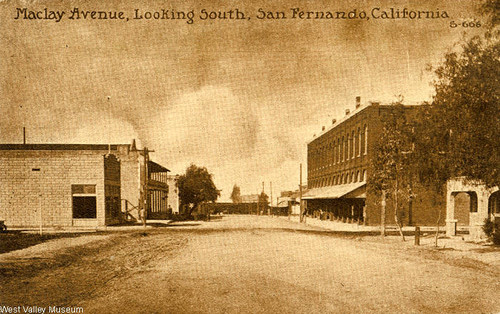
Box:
<box><xmin>302</xmin><ymin>182</ymin><xmax>366</xmax><ymax>200</ymax></box>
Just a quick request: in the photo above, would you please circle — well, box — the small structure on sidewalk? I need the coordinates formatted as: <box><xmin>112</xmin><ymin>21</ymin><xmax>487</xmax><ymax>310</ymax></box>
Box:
<box><xmin>446</xmin><ymin>178</ymin><xmax>499</xmax><ymax>239</ymax></box>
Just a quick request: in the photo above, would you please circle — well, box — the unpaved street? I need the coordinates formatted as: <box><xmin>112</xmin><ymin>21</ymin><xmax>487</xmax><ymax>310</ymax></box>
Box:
<box><xmin>1</xmin><ymin>215</ymin><xmax>499</xmax><ymax>314</ymax></box>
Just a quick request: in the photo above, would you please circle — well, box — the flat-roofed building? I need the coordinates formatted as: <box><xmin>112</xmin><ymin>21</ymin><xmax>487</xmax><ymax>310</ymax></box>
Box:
<box><xmin>0</xmin><ymin>141</ymin><xmax>170</xmax><ymax>227</ymax></box>
<box><xmin>304</xmin><ymin>98</ymin><xmax>444</xmax><ymax>226</ymax></box>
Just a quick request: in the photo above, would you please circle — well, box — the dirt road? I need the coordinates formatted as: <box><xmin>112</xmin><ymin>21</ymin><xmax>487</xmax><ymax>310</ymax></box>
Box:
<box><xmin>1</xmin><ymin>215</ymin><xmax>499</xmax><ymax>313</ymax></box>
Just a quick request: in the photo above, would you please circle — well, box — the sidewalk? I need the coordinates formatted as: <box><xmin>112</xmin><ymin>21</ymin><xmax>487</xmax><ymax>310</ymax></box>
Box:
<box><xmin>278</xmin><ymin>215</ymin><xmax>500</xmax><ymax>268</ymax></box>
<box><xmin>7</xmin><ymin>219</ymin><xmax>172</xmax><ymax>234</ymax></box>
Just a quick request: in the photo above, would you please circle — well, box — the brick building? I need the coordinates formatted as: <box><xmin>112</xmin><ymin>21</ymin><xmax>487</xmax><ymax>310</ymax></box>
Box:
<box><xmin>304</xmin><ymin>98</ymin><xmax>444</xmax><ymax>226</ymax></box>
<box><xmin>0</xmin><ymin>142</ymin><xmax>170</xmax><ymax>227</ymax></box>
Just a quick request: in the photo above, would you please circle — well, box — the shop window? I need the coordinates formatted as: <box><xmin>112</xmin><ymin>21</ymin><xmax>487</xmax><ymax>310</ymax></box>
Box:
<box><xmin>72</xmin><ymin>184</ymin><xmax>97</xmax><ymax>219</ymax></box>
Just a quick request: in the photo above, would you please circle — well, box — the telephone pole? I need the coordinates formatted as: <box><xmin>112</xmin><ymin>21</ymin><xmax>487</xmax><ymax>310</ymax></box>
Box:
<box><xmin>143</xmin><ymin>147</ymin><xmax>149</xmax><ymax>228</ymax></box>
<box><xmin>299</xmin><ymin>163</ymin><xmax>304</xmax><ymax>223</ymax></box>
<box><xmin>269</xmin><ymin>181</ymin><xmax>272</xmax><ymax>215</ymax></box>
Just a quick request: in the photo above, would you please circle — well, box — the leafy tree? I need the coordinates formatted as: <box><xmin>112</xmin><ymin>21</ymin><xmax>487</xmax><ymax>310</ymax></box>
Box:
<box><xmin>257</xmin><ymin>192</ymin><xmax>269</xmax><ymax>215</ymax></box>
<box><xmin>369</xmin><ymin>102</ymin><xmax>416</xmax><ymax>239</ymax></box>
<box><xmin>230</xmin><ymin>185</ymin><xmax>242</xmax><ymax>203</ymax></box>
<box><xmin>178</xmin><ymin>164</ymin><xmax>220</xmax><ymax>216</ymax></box>
<box><xmin>421</xmin><ymin>1</ymin><xmax>500</xmax><ymax>189</ymax></box>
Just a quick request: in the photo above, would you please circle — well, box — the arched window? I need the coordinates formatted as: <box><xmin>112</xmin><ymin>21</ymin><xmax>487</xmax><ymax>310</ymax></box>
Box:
<box><xmin>341</xmin><ymin>136</ymin><xmax>344</xmax><ymax>162</ymax></box>
<box><xmin>333</xmin><ymin>143</ymin><xmax>336</xmax><ymax>164</ymax></box>
<box><xmin>362</xmin><ymin>170</ymin><xmax>367</xmax><ymax>181</ymax></box>
<box><xmin>357</xmin><ymin>127</ymin><xmax>361</xmax><ymax>157</ymax></box>
<box><xmin>345</xmin><ymin>134</ymin><xmax>349</xmax><ymax>160</ymax></box>
<box><xmin>364</xmin><ymin>125</ymin><xmax>368</xmax><ymax>155</ymax></box>
<box><xmin>351</xmin><ymin>131</ymin><xmax>355</xmax><ymax>158</ymax></box>
<box><xmin>340</xmin><ymin>174</ymin><xmax>344</xmax><ymax>184</ymax></box>
<box><xmin>337</xmin><ymin>139</ymin><xmax>341</xmax><ymax>163</ymax></box>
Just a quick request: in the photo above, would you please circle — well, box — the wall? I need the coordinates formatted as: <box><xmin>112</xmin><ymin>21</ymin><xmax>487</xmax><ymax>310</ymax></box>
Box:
<box><xmin>104</xmin><ymin>154</ymin><xmax>122</xmax><ymax>225</ymax></box>
<box><xmin>118</xmin><ymin>146</ymin><xmax>142</xmax><ymax>221</ymax></box>
<box><xmin>0</xmin><ymin>150</ymin><xmax>106</xmax><ymax>227</ymax></box>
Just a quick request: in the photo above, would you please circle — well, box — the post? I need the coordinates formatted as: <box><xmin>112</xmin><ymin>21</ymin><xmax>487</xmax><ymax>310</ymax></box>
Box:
<box><xmin>39</xmin><ymin>190</ymin><xmax>43</xmax><ymax>236</ymax></box>
<box><xmin>31</xmin><ymin>168</ymin><xmax>42</xmax><ymax>235</ymax></box>
<box><xmin>262</xmin><ymin>181</ymin><xmax>265</xmax><ymax>215</ymax></box>
<box><xmin>414</xmin><ymin>226</ymin><xmax>420</xmax><ymax>246</ymax></box>
<box><xmin>299</xmin><ymin>163</ymin><xmax>303</xmax><ymax>223</ymax></box>
<box><xmin>23</xmin><ymin>127</ymin><xmax>26</xmax><ymax>144</ymax></box>
<box><xmin>381</xmin><ymin>190</ymin><xmax>386</xmax><ymax>237</ymax></box>
<box><xmin>143</xmin><ymin>147</ymin><xmax>149</xmax><ymax>228</ymax></box>
<box><xmin>269</xmin><ymin>182</ymin><xmax>272</xmax><ymax>215</ymax></box>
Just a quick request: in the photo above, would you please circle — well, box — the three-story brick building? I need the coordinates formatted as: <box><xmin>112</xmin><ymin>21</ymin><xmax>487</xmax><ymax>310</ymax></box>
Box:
<box><xmin>304</xmin><ymin>98</ymin><xmax>444</xmax><ymax>226</ymax></box>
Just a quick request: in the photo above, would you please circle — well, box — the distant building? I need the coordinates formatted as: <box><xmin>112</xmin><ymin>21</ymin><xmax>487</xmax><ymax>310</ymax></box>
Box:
<box><xmin>0</xmin><ymin>141</ymin><xmax>170</xmax><ymax>227</ymax></box>
<box><xmin>241</xmin><ymin>194</ymin><xmax>259</xmax><ymax>203</ymax></box>
<box><xmin>304</xmin><ymin>98</ymin><xmax>443</xmax><ymax>226</ymax></box>
<box><xmin>277</xmin><ymin>188</ymin><xmax>307</xmax><ymax>215</ymax></box>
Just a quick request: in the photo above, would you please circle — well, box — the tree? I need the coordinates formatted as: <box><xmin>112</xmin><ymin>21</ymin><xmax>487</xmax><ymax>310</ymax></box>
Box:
<box><xmin>178</xmin><ymin>164</ymin><xmax>220</xmax><ymax>216</ymax></box>
<box><xmin>230</xmin><ymin>185</ymin><xmax>242</xmax><ymax>203</ymax></box>
<box><xmin>422</xmin><ymin>1</ymin><xmax>500</xmax><ymax>188</ymax></box>
<box><xmin>258</xmin><ymin>192</ymin><xmax>269</xmax><ymax>215</ymax></box>
<box><xmin>369</xmin><ymin>101</ymin><xmax>416</xmax><ymax>240</ymax></box>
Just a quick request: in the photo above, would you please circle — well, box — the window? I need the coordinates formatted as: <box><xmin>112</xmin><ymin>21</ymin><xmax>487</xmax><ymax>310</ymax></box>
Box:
<box><xmin>72</xmin><ymin>184</ymin><xmax>97</xmax><ymax>219</ymax></box>
<box><xmin>364</xmin><ymin>125</ymin><xmax>368</xmax><ymax>155</ymax></box>
<box><xmin>351</xmin><ymin>131</ymin><xmax>355</xmax><ymax>158</ymax></box>
<box><xmin>341</xmin><ymin>137</ymin><xmax>344</xmax><ymax>162</ymax></box>
<box><xmin>469</xmin><ymin>193</ymin><xmax>478</xmax><ymax>213</ymax></box>
<box><xmin>358</xmin><ymin>127</ymin><xmax>361</xmax><ymax>157</ymax></box>
<box><xmin>345</xmin><ymin>135</ymin><xmax>348</xmax><ymax>160</ymax></box>
<box><xmin>337</xmin><ymin>139</ymin><xmax>341</xmax><ymax>163</ymax></box>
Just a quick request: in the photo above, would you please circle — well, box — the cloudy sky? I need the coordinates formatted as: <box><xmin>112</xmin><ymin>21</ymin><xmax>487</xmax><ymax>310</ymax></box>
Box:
<box><xmin>0</xmin><ymin>0</ymin><xmax>481</xmax><ymax>201</ymax></box>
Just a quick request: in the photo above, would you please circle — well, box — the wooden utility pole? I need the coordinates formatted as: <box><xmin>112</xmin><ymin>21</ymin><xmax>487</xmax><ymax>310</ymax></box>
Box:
<box><xmin>143</xmin><ymin>147</ymin><xmax>149</xmax><ymax>228</ymax></box>
<box><xmin>269</xmin><ymin>181</ymin><xmax>272</xmax><ymax>215</ymax></box>
<box><xmin>299</xmin><ymin>163</ymin><xmax>304</xmax><ymax>223</ymax></box>
<box><xmin>261</xmin><ymin>181</ymin><xmax>265</xmax><ymax>215</ymax></box>
<box><xmin>39</xmin><ymin>182</ymin><xmax>43</xmax><ymax>236</ymax></box>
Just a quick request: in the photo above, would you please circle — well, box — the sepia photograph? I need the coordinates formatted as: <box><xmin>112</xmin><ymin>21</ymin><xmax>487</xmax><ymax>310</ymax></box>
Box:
<box><xmin>0</xmin><ymin>0</ymin><xmax>499</xmax><ymax>313</ymax></box>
